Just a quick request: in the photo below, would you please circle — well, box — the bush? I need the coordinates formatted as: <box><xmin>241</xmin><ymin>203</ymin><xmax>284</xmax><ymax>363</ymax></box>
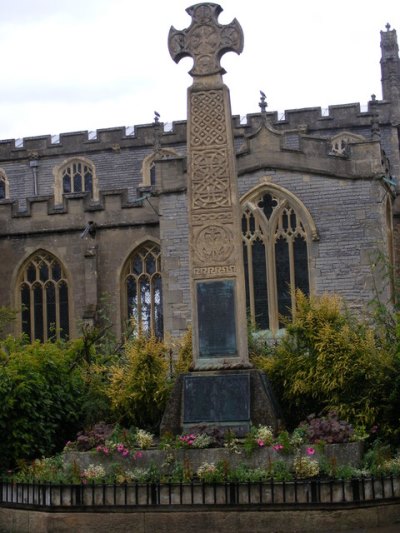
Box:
<box><xmin>107</xmin><ymin>335</ymin><xmax>171</xmax><ymax>431</ymax></box>
<box><xmin>257</xmin><ymin>291</ymin><xmax>394</xmax><ymax>429</ymax></box>
<box><xmin>0</xmin><ymin>337</ymin><xmax>84</xmax><ymax>470</ymax></box>
<box><xmin>0</xmin><ymin>306</ymin><xmax>16</xmax><ymax>340</ymax></box>
<box><xmin>174</xmin><ymin>327</ymin><xmax>192</xmax><ymax>374</ymax></box>
<box><xmin>299</xmin><ymin>412</ymin><xmax>354</xmax><ymax>444</ymax></box>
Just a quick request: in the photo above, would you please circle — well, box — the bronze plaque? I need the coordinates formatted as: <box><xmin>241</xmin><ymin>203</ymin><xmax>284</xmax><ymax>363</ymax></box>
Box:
<box><xmin>197</xmin><ymin>280</ymin><xmax>237</xmax><ymax>357</ymax></box>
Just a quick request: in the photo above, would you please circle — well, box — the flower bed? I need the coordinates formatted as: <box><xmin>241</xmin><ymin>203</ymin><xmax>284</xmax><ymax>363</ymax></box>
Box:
<box><xmin>63</xmin><ymin>441</ymin><xmax>364</xmax><ymax>475</ymax></box>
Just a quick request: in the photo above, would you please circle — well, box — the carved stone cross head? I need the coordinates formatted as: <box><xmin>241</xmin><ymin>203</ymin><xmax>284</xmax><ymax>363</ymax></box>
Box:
<box><xmin>168</xmin><ymin>3</ymin><xmax>243</xmax><ymax>78</ymax></box>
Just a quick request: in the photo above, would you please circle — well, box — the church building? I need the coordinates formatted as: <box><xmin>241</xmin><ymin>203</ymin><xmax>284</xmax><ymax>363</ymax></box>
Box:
<box><xmin>0</xmin><ymin>23</ymin><xmax>399</xmax><ymax>343</ymax></box>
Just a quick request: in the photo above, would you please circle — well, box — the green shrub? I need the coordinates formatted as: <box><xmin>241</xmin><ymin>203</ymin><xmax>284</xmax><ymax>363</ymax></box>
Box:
<box><xmin>0</xmin><ymin>306</ymin><xmax>16</xmax><ymax>340</ymax></box>
<box><xmin>0</xmin><ymin>337</ymin><xmax>84</xmax><ymax>470</ymax></box>
<box><xmin>107</xmin><ymin>335</ymin><xmax>171</xmax><ymax>431</ymax></box>
<box><xmin>257</xmin><ymin>291</ymin><xmax>394</xmax><ymax>430</ymax></box>
<box><xmin>174</xmin><ymin>327</ymin><xmax>192</xmax><ymax>374</ymax></box>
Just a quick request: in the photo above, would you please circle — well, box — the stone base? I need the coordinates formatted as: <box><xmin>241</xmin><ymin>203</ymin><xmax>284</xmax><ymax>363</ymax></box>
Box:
<box><xmin>160</xmin><ymin>369</ymin><xmax>282</xmax><ymax>436</ymax></box>
<box><xmin>63</xmin><ymin>442</ymin><xmax>364</xmax><ymax>473</ymax></box>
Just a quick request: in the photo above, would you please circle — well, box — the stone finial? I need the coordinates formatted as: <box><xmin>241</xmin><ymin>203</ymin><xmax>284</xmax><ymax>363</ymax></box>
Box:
<box><xmin>168</xmin><ymin>3</ymin><xmax>243</xmax><ymax>77</ymax></box>
<box><xmin>371</xmin><ymin>112</ymin><xmax>381</xmax><ymax>141</ymax></box>
<box><xmin>153</xmin><ymin>112</ymin><xmax>162</xmax><ymax>151</ymax></box>
<box><xmin>259</xmin><ymin>90</ymin><xmax>267</xmax><ymax>115</ymax></box>
<box><xmin>386</xmin><ymin>23</ymin><xmax>391</xmax><ymax>31</ymax></box>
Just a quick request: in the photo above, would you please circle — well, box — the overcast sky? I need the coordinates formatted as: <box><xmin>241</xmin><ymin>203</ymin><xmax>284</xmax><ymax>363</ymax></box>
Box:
<box><xmin>0</xmin><ymin>0</ymin><xmax>398</xmax><ymax>140</ymax></box>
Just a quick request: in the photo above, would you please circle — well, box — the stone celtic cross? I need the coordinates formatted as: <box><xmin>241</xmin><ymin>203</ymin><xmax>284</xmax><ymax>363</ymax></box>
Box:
<box><xmin>168</xmin><ymin>3</ymin><xmax>243</xmax><ymax>78</ymax></box>
<box><xmin>169</xmin><ymin>3</ymin><xmax>249</xmax><ymax>370</ymax></box>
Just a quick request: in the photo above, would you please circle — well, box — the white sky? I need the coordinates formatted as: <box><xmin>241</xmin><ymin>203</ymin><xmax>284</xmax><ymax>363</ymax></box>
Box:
<box><xmin>0</xmin><ymin>0</ymin><xmax>398</xmax><ymax>140</ymax></box>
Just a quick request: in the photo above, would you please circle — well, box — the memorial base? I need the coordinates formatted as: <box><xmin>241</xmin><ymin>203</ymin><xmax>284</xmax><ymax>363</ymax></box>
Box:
<box><xmin>160</xmin><ymin>369</ymin><xmax>282</xmax><ymax>437</ymax></box>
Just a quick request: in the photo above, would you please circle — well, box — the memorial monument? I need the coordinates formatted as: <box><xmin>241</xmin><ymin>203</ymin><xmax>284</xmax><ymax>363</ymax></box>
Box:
<box><xmin>161</xmin><ymin>2</ymin><xmax>282</xmax><ymax>435</ymax></box>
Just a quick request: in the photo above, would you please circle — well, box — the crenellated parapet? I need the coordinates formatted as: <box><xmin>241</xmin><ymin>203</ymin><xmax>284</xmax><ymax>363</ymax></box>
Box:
<box><xmin>0</xmin><ymin>188</ymin><xmax>160</xmax><ymax>237</ymax></box>
<box><xmin>240</xmin><ymin>100</ymin><xmax>393</xmax><ymax>134</ymax></box>
<box><xmin>236</xmin><ymin>120</ymin><xmax>387</xmax><ymax>183</ymax></box>
<box><xmin>0</xmin><ymin>122</ymin><xmax>188</xmax><ymax>161</ymax></box>
<box><xmin>0</xmin><ymin>100</ymin><xmax>394</xmax><ymax>161</ymax></box>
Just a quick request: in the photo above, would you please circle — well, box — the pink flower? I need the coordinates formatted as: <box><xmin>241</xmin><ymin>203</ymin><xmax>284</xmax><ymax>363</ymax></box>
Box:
<box><xmin>306</xmin><ymin>447</ymin><xmax>315</xmax><ymax>456</ymax></box>
<box><xmin>134</xmin><ymin>451</ymin><xmax>143</xmax><ymax>460</ymax></box>
<box><xmin>257</xmin><ymin>439</ymin><xmax>265</xmax><ymax>447</ymax></box>
<box><xmin>122</xmin><ymin>449</ymin><xmax>129</xmax><ymax>457</ymax></box>
<box><xmin>273</xmin><ymin>444</ymin><xmax>284</xmax><ymax>451</ymax></box>
<box><xmin>117</xmin><ymin>444</ymin><xmax>125</xmax><ymax>453</ymax></box>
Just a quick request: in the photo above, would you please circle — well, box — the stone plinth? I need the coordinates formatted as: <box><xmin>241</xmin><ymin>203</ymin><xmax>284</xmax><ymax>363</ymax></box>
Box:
<box><xmin>161</xmin><ymin>369</ymin><xmax>282</xmax><ymax>436</ymax></box>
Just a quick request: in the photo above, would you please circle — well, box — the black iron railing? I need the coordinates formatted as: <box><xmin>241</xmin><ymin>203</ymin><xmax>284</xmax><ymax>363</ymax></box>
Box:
<box><xmin>1</xmin><ymin>476</ymin><xmax>400</xmax><ymax>509</ymax></box>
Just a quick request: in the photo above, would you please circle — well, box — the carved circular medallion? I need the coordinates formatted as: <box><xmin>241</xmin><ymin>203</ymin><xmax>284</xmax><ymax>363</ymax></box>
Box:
<box><xmin>195</xmin><ymin>224</ymin><xmax>234</xmax><ymax>263</ymax></box>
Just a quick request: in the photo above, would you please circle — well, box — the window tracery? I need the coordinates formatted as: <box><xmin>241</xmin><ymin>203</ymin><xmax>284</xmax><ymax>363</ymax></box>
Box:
<box><xmin>241</xmin><ymin>184</ymin><xmax>317</xmax><ymax>333</ymax></box>
<box><xmin>140</xmin><ymin>148</ymin><xmax>179</xmax><ymax>187</ymax></box>
<box><xmin>53</xmin><ymin>157</ymin><xmax>98</xmax><ymax>204</ymax></box>
<box><xmin>330</xmin><ymin>132</ymin><xmax>365</xmax><ymax>156</ymax></box>
<box><xmin>17</xmin><ymin>251</ymin><xmax>70</xmax><ymax>341</ymax></box>
<box><xmin>0</xmin><ymin>169</ymin><xmax>9</xmax><ymax>200</ymax></box>
<box><xmin>122</xmin><ymin>242</ymin><xmax>163</xmax><ymax>338</ymax></box>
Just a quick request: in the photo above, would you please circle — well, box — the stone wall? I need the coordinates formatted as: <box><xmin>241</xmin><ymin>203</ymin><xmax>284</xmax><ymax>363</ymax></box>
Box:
<box><xmin>1</xmin><ymin>501</ymin><xmax>400</xmax><ymax>532</ymax></box>
<box><xmin>0</xmin><ymin>99</ymin><xmax>397</xmax><ymax>340</ymax></box>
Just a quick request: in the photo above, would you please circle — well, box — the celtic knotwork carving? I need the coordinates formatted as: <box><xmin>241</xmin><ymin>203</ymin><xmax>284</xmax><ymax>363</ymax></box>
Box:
<box><xmin>195</xmin><ymin>224</ymin><xmax>234</xmax><ymax>263</ymax></box>
<box><xmin>191</xmin><ymin>91</ymin><xmax>226</xmax><ymax>146</ymax></box>
<box><xmin>192</xmin><ymin>211</ymin><xmax>233</xmax><ymax>226</ymax></box>
<box><xmin>191</xmin><ymin>149</ymin><xmax>231</xmax><ymax>209</ymax></box>
<box><xmin>168</xmin><ymin>3</ymin><xmax>244</xmax><ymax>77</ymax></box>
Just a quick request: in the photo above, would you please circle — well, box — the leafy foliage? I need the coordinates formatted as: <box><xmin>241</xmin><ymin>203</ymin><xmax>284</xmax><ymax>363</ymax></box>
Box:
<box><xmin>0</xmin><ymin>306</ymin><xmax>17</xmax><ymax>340</ymax></box>
<box><xmin>107</xmin><ymin>335</ymin><xmax>171</xmax><ymax>431</ymax></box>
<box><xmin>174</xmin><ymin>327</ymin><xmax>193</xmax><ymax>374</ymax></box>
<box><xmin>256</xmin><ymin>291</ymin><xmax>394</xmax><ymax>430</ymax></box>
<box><xmin>298</xmin><ymin>412</ymin><xmax>354</xmax><ymax>444</ymax></box>
<box><xmin>0</xmin><ymin>337</ymin><xmax>84</xmax><ymax>470</ymax></box>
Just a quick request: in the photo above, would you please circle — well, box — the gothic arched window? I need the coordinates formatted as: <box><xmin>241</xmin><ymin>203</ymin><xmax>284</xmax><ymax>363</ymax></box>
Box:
<box><xmin>122</xmin><ymin>242</ymin><xmax>163</xmax><ymax>338</ymax></box>
<box><xmin>18</xmin><ymin>251</ymin><xmax>70</xmax><ymax>341</ymax></box>
<box><xmin>140</xmin><ymin>148</ymin><xmax>179</xmax><ymax>187</ymax></box>
<box><xmin>0</xmin><ymin>169</ymin><xmax>9</xmax><ymax>200</ymax></box>
<box><xmin>241</xmin><ymin>184</ymin><xmax>317</xmax><ymax>332</ymax></box>
<box><xmin>53</xmin><ymin>157</ymin><xmax>99</xmax><ymax>204</ymax></box>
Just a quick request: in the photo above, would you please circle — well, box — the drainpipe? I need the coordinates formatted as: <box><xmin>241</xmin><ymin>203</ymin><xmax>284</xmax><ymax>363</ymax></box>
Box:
<box><xmin>29</xmin><ymin>159</ymin><xmax>39</xmax><ymax>195</ymax></box>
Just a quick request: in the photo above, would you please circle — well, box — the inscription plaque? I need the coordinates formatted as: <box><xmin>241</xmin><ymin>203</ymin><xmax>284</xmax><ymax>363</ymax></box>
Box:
<box><xmin>183</xmin><ymin>374</ymin><xmax>250</xmax><ymax>424</ymax></box>
<box><xmin>197</xmin><ymin>280</ymin><xmax>237</xmax><ymax>357</ymax></box>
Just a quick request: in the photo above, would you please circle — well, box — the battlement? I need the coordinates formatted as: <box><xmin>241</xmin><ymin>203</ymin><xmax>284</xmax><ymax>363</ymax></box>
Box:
<box><xmin>0</xmin><ymin>188</ymin><xmax>162</xmax><ymax>228</ymax></box>
<box><xmin>0</xmin><ymin>100</ymin><xmax>393</xmax><ymax>161</ymax></box>
<box><xmin>240</xmin><ymin>100</ymin><xmax>393</xmax><ymax>133</ymax></box>
<box><xmin>0</xmin><ymin>121</ymin><xmax>188</xmax><ymax>161</ymax></box>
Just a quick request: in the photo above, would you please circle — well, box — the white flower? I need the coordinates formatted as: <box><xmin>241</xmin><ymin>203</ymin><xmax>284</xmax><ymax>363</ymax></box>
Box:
<box><xmin>136</xmin><ymin>429</ymin><xmax>154</xmax><ymax>449</ymax></box>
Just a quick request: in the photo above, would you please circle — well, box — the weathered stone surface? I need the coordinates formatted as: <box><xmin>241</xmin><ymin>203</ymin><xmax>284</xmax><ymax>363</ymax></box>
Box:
<box><xmin>63</xmin><ymin>442</ymin><xmax>364</xmax><ymax>473</ymax></box>
<box><xmin>2</xmin><ymin>501</ymin><xmax>400</xmax><ymax>532</ymax></box>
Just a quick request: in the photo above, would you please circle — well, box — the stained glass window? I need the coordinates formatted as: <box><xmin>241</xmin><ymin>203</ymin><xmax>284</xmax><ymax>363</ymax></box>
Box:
<box><xmin>123</xmin><ymin>242</ymin><xmax>163</xmax><ymax>338</ymax></box>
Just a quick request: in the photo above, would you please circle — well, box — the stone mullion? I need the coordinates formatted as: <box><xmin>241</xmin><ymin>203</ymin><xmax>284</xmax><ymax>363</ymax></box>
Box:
<box><xmin>288</xmin><ymin>236</ymin><xmax>296</xmax><ymax>318</ymax></box>
<box><xmin>55</xmin><ymin>282</ymin><xmax>61</xmax><ymax>341</ymax></box>
<box><xmin>42</xmin><ymin>283</ymin><xmax>48</xmax><ymax>342</ymax></box>
<box><xmin>246</xmin><ymin>240</ymin><xmax>255</xmax><ymax>325</ymax></box>
<box><xmin>266</xmin><ymin>232</ymin><xmax>278</xmax><ymax>334</ymax></box>
<box><xmin>29</xmin><ymin>285</ymin><xmax>35</xmax><ymax>342</ymax></box>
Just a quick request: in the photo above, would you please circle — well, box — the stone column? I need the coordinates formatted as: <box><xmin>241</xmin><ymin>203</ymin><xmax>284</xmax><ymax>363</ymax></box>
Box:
<box><xmin>161</xmin><ymin>3</ymin><xmax>281</xmax><ymax>436</ymax></box>
<box><xmin>168</xmin><ymin>2</ymin><xmax>249</xmax><ymax>370</ymax></box>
